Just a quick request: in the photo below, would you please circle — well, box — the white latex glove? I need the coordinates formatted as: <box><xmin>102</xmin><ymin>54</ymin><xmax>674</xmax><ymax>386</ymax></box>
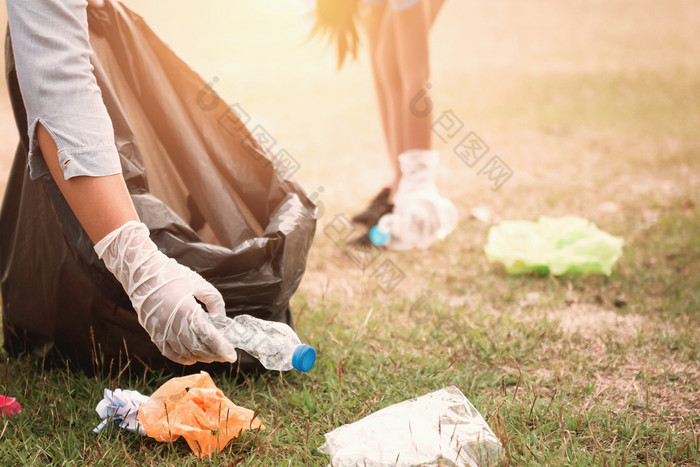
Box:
<box><xmin>94</xmin><ymin>221</ymin><xmax>238</xmax><ymax>365</ymax></box>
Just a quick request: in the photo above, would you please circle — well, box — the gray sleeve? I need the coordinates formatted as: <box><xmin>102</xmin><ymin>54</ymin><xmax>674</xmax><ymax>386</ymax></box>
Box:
<box><xmin>6</xmin><ymin>0</ymin><xmax>122</xmax><ymax>180</ymax></box>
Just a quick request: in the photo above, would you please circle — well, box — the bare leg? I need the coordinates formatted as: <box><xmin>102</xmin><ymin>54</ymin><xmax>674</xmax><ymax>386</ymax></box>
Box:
<box><xmin>366</xmin><ymin>0</ymin><xmax>447</xmax><ymax>201</ymax></box>
<box><xmin>393</xmin><ymin>1</ymin><xmax>432</xmax><ymax>153</ymax></box>
<box><xmin>374</xmin><ymin>11</ymin><xmax>405</xmax><ymax>197</ymax></box>
<box><xmin>361</xmin><ymin>5</ymin><xmax>402</xmax><ymax>195</ymax></box>
<box><xmin>429</xmin><ymin>0</ymin><xmax>447</xmax><ymax>23</ymax></box>
<box><xmin>37</xmin><ymin>123</ymin><xmax>139</xmax><ymax>243</ymax></box>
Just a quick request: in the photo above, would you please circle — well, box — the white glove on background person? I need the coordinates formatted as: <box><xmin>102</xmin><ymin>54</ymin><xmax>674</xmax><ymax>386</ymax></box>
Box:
<box><xmin>94</xmin><ymin>221</ymin><xmax>238</xmax><ymax>365</ymax></box>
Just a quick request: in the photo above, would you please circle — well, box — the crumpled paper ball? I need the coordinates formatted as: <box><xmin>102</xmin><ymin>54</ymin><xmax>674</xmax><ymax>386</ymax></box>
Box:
<box><xmin>137</xmin><ymin>371</ymin><xmax>265</xmax><ymax>457</ymax></box>
<box><xmin>94</xmin><ymin>388</ymin><xmax>148</xmax><ymax>434</ymax></box>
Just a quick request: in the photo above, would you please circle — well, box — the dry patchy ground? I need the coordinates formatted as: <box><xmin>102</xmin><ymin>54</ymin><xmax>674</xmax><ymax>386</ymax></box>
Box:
<box><xmin>0</xmin><ymin>0</ymin><xmax>698</xmax><ymax>464</ymax></box>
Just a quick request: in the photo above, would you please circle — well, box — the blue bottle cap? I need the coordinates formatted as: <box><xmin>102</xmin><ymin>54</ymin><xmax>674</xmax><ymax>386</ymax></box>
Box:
<box><xmin>292</xmin><ymin>344</ymin><xmax>317</xmax><ymax>372</ymax></box>
<box><xmin>369</xmin><ymin>226</ymin><xmax>390</xmax><ymax>246</ymax></box>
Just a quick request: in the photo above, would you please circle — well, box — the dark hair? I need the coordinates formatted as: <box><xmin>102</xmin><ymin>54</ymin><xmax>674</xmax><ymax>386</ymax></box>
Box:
<box><xmin>312</xmin><ymin>0</ymin><xmax>361</xmax><ymax>69</ymax></box>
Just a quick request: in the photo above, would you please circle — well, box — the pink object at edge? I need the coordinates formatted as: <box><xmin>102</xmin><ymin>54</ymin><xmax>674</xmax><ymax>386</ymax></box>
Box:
<box><xmin>0</xmin><ymin>395</ymin><xmax>22</xmax><ymax>415</ymax></box>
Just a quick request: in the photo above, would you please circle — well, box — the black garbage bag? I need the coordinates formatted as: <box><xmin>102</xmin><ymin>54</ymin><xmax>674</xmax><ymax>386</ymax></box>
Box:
<box><xmin>0</xmin><ymin>0</ymin><xmax>316</xmax><ymax>374</ymax></box>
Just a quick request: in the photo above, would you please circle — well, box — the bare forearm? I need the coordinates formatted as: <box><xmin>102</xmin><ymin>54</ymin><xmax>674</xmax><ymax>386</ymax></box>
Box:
<box><xmin>37</xmin><ymin>124</ymin><xmax>139</xmax><ymax>243</ymax></box>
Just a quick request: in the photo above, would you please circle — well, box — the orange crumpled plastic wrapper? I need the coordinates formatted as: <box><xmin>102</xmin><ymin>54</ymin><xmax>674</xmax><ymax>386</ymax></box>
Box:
<box><xmin>137</xmin><ymin>371</ymin><xmax>264</xmax><ymax>457</ymax></box>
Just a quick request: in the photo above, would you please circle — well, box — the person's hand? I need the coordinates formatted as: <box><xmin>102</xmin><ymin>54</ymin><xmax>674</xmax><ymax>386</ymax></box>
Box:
<box><xmin>94</xmin><ymin>221</ymin><xmax>238</xmax><ymax>365</ymax></box>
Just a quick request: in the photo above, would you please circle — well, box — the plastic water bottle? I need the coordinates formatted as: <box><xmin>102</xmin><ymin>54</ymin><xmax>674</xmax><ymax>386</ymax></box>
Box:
<box><xmin>208</xmin><ymin>314</ymin><xmax>317</xmax><ymax>372</ymax></box>
<box><xmin>370</xmin><ymin>212</ymin><xmax>414</xmax><ymax>250</ymax></box>
<box><xmin>370</xmin><ymin>150</ymin><xmax>457</xmax><ymax>250</ymax></box>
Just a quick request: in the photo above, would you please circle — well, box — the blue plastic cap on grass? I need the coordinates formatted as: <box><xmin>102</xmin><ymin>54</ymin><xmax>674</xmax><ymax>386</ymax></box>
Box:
<box><xmin>369</xmin><ymin>226</ymin><xmax>390</xmax><ymax>246</ymax></box>
<box><xmin>292</xmin><ymin>345</ymin><xmax>317</xmax><ymax>372</ymax></box>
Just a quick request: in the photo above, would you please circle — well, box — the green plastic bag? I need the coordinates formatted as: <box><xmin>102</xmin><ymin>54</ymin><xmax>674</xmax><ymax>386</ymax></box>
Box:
<box><xmin>485</xmin><ymin>216</ymin><xmax>624</xmax><ymax>275</ymax></box>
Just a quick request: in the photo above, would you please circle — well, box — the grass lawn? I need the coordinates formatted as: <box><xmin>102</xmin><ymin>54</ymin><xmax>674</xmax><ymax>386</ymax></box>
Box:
<box><xmin>0</xmin><ymin>0</ymin><xmax>698</xmax><ymax>465</ymax></box>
